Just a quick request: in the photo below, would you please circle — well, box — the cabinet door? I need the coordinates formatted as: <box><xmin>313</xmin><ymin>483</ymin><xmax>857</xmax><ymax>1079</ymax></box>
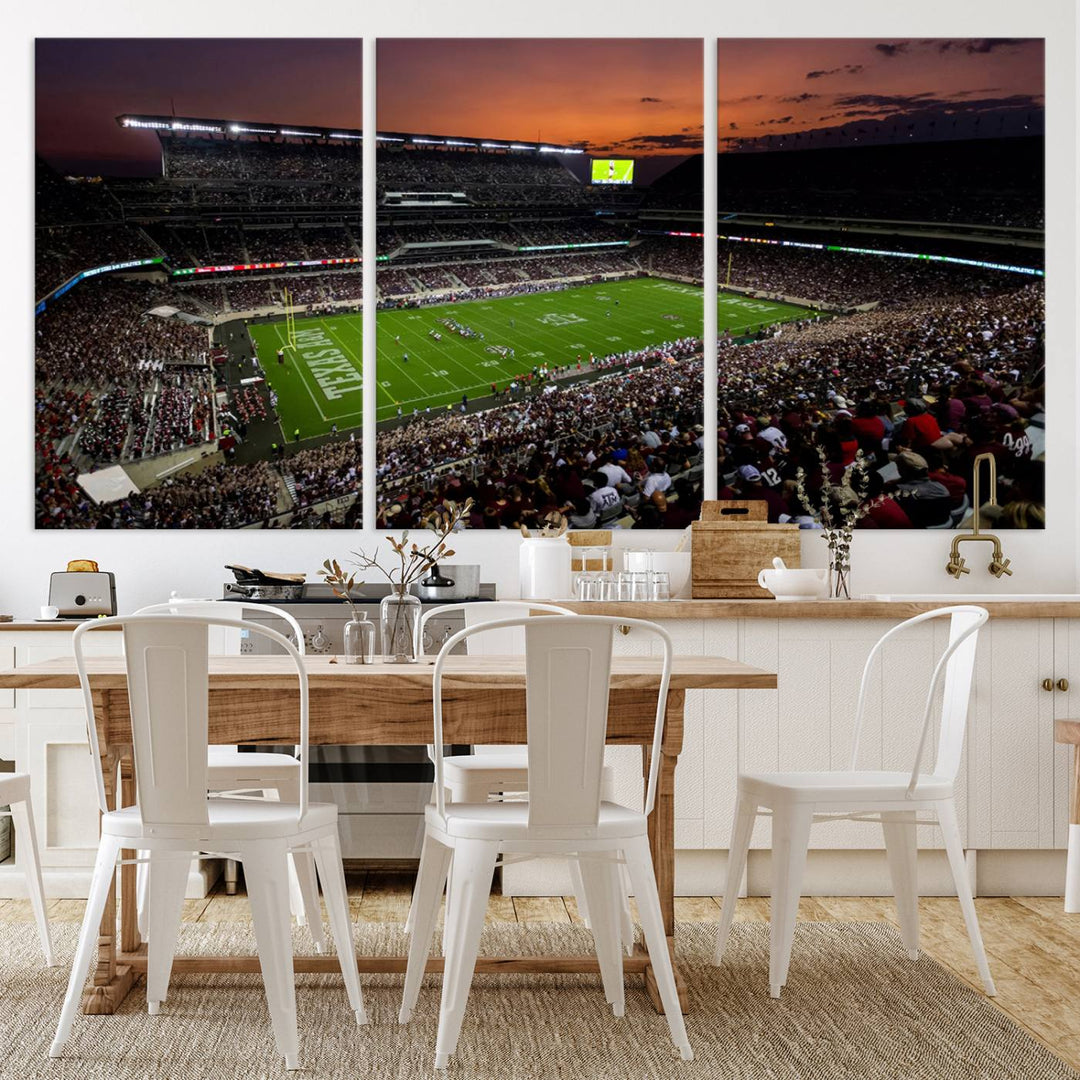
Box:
<box><xmin>1054</xmin><ymin>620</ymin><xmax>1080</xmax><ymax>847</ymax></box>
<box><xmin>0</xmin><ymin>645</ymin><xmax>14</xmax><ymax>710</ymax></box>
<box><xmin>23</xmin><ymin>716</ymin><xmax>99</xmax><ymax>866</ymax></box>
<box><xmin>771</xmin><ymin>618</ymin><xmax>948</xmax><ymax>849</ymax></box>
<box><xmin>976</xmin><ymin>619</ymin><xmax>1056</xmax><ymax>849</ymax></box>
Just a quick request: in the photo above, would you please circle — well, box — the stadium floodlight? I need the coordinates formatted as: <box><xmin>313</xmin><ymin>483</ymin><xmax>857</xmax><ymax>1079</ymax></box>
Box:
<box><xmin>170</xmin><ymin>121</ymin><xmax>222</xmax><ymax>133</ymax></box>
<box><xmin>411</xmin><ymin>137</ymin><xmax>444</xmax><ymax>145</ymax></box>
<box><xmin>445</xmin><ymin>140</ymin><xmax>477</xmax><ymax>147</ymax></box>
<box><xmin>230</xmin><ymin>125</ymin><xmax>277</xmax><ymax>135</ymax></box>
<box><xmin>509</xmin><ymin>143</ymin><xmax>535</xmax><ymax>151</ymax></box>
<box><xmin>121</xmin><ymin>118</ymin><xmax>173</xmax><ymax>130</ymax></box>
<box><xmin>376</xmin><ymin>135</ymin><xmax>405</xmax><ymax>142</ymax></box>
<box><xmin>280</xmin><ymin>128</ymin><xmax>323</xmax><ymax>138</ymax></box>
<box><xmin>481</xmin><ymin>142</ymin><xmax>508</xmax><ymax>149</ymax></box>
<box><xmin>331</xmin><ymin>132</ymin><xmax>363</xmax><ymax>140</ymax></box>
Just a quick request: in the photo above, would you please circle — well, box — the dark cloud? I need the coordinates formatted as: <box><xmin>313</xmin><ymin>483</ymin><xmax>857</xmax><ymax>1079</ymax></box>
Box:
<box><xmin>874</xmin><ymin>42</ymin><xmax>910</xmax><ymax>58</ymax></box>
<box><xmin>805</xmin><ymin>64</ymin><xmax>864</xmax><ymax>80</ymax></box>
<box><xmin>778</xmin><ymin>92</ymin><xmax>819</xmax><ymax>103</ymax></box>
<box><xmin>640</xmin><ymin>96</ymin><xmax>662</xmax><ymax>103</ymax></box>
<box><xmin>728</xmin><ymin>122</ymin><xmax>738</xmax><ymax>129</ymax></box>
<box><xmin>718</xmin><ymin>93</ymin><xmax>765</xmax><ymax>104</ymax></box>
<box><xmin>834</xmin><ymin>90</ymin><xmax>1043</xmax><ymax>117</ymax></box>
<box><xmin>764</xmin><ymin>115</ymin><xmax>793</xmax><ymax>125</ymax></box>
<box><xmin>606</xmin><ymin>131</ymin><xmax>704</xmax><ymax>151</ymax></box>
<box><xmin>937</xmin><ymin>38</ymin><xmax>1032</xmax><ymax>54</ymax></box>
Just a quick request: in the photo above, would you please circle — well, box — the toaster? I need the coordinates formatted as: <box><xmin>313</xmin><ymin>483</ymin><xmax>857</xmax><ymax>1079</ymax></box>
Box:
<box><xmin>48</xmin><ymin>572</ymin><xmax>117</xmax><ymax>618</ymax></box>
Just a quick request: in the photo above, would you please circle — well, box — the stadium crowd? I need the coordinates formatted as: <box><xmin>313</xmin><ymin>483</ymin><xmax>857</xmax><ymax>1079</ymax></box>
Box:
<box><xmin>375</xmin><ymin>274</ymin><xmax>1044</xmax><ymax>530</ymax></box>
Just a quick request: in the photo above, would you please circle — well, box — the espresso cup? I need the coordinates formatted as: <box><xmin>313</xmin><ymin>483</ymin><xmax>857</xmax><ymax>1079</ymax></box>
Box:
<box><xmin>39</xmin><ymin>605</ymin><xmax>59</xmax><ymax>620</ymax></box>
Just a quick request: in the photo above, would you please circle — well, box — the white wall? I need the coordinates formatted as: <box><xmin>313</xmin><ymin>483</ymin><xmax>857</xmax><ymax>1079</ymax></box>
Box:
<box><xmin>1</xmin><ymin>0</ymin><xmax>1076</xmax><ymax>618</ymax></box>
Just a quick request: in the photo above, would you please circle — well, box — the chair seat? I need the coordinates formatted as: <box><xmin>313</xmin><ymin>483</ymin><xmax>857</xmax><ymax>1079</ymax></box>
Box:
<box><xmin>207</xmin><ymin>749</ymin><xmax>300</xmax><ymax>784</ymax></box>
<box><xmin>427</xmin><ymin>799</ymin><xmax>646</xmax><ymax>841</ymax></box>
<box><xmin>442</xmin><ymin>753</ymin><xmax>616</xmax><ymax>788</ymax></box>
<box><xmin>739</xmin><ymin>770</ymin><xmax>955</xmax><ymax>805</ymax></box>
<box><xmin>0</xmin><ymin>772</ymin><xmax>31</xmax><ymax>803</ymax></box>
<box><xmin>102</xmin><ymin>796</ymin><xmax>337</xmax><ymax>841</ymax></box>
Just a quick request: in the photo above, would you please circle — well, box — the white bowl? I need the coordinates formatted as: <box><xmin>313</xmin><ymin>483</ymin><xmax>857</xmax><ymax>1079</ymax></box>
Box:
<box><xmin>757</xmin><ymin>568</ymin><xmax>828</xmax><ymax>601</ymax></box>
<box><xmin>623</xmin><ymin>552</ymin><xmax>693</xmax><ymax>599</ymax></box>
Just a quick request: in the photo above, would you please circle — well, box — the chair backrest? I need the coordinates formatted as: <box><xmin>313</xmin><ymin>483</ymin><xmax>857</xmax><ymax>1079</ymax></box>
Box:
<box><xmin>431</xmin><ymin>615</ymin><xmax>673</xmax><ymax>827</ymax></box>
<box><xmin>73</xmin><ymin>614</ymin><xmax>308</xmax><ymax>825</ymax></box>
<box><xmin>420</xmin><ymin>600</ymin><xmax>573</xmax><ymax>657</ymax></box>
<box><xmin>135</xmin><ymin>599</ymin><xmax>306</xmax><ymax>655</ymax></box>
<box><xmin>848</xmin><ymin>605</ymin><xmax>988</xmax><ymax>795</ymax></box>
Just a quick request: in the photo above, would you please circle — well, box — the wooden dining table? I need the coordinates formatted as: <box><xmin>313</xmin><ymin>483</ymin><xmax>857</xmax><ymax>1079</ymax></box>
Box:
<box><xmin>0</xmin><ymin>652</ymin><xmax>776</xmax><ymax>1017</ymax></box>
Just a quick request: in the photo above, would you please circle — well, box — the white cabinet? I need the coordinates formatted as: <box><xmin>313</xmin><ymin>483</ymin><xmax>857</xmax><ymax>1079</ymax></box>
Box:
<box><xmin>0</xmin><ymin>630</ymin><xmax>122</xmax><ymax>895</ymax></box>
<box><xmin>604</xmin><ymin>614</ymin><xmax>1069</xmax><ymax>859</ymax></box>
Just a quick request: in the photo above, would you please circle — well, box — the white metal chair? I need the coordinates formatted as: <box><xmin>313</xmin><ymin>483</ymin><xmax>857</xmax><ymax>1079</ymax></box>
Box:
<box><xmin>713</xmin><ymin>605</ymin><xmax>995</xmax><ymax>1000</ymax></box>
<box><xmin>0</xmin><ymin>773</ymin><xmax>54</xmax><ymax>965</ymax></box>
<box><xmin>135</xmin><ymin>599</ymin><xmax>322</xmax><ymax>947</ymax></box>
<box><xmin>400</xmin><ymin>615</ymin><xmax>691</xmax><ymax>1069</ymax></box>
<box><xmin>52</xmin><ymin>613</ymin><xmax>365</xmax><ymax>1070</ymax></box>
<box><xmin>405</xmin><ymin>601</ymin><xmax>633</xmax><ymax>950</ymax></box>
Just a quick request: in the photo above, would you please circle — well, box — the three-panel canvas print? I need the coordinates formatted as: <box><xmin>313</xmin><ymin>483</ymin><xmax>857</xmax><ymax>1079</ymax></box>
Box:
<box><xmin>34</xmin><ymin>37</ymin><xmax>1045</xmax><ymax>530</ymax></box>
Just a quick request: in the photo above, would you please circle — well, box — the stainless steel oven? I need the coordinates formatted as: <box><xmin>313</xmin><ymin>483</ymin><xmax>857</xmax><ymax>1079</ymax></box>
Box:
<box><xmin>224</xmin><ymin>582</ymin><xmax>495</xmax><ymax>864</ymax></box>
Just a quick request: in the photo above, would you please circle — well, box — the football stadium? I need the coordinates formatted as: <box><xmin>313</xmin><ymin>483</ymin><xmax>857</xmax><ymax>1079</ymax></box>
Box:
<box><xmin>34</xmin><ymin>113</ymin><xmax>1044</xmax><ymax>531</ymax></box>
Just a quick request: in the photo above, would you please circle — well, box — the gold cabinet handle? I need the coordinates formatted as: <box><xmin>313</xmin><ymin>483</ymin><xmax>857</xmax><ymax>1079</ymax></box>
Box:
<box><xmin>1042</xmin><ymin>678</ymin><xmax>1054</xmax><ymax>692</ymax></box>
<box><xmin>1059</xmin><ymin>678</ymin><xmax>1070</xmax><ymax>692</ymax></box>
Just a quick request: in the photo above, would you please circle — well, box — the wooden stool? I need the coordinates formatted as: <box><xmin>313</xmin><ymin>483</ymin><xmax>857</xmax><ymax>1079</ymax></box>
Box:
<box><xmin>1055</xmin><ymin>720</ymin><xmax>1080</xmax><ymax>913</ymax></box>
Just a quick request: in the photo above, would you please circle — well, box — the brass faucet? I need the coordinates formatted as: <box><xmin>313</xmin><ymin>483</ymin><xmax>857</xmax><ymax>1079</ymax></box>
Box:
<box><xmin>945</xmin><ymin>453</ymin><xmax>1013</xmax><ymax>579</ymax></box>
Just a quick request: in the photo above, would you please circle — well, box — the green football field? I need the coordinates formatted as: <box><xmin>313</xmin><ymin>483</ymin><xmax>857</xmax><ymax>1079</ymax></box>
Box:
<box><xmin>249</xmin><ymin>279</ymin><xmax>812</xmax><ymax>437</ymax></box>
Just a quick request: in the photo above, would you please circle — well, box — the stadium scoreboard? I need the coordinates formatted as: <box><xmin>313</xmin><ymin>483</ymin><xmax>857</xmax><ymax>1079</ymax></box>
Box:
<box><xmin>591</xmin><ymin>159</ymin><xmax>634</xmax><ymax>185</ymax></box>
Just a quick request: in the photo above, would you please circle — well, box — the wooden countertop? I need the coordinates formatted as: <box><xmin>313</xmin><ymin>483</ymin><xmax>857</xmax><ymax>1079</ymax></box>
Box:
<box><xmin>1</xmin><ymin>598</ymin><xmax>1078</xmax><ymax>630</ymax></box>
<box><xmin>0</xmin><ymin>654</ymin><xmax>776</xmax><ymax>692</ymax></box>
<box><xmin>551</xmin><ymin>598</ymin><xmax>1080</xmax><ymax>619</ymax></box>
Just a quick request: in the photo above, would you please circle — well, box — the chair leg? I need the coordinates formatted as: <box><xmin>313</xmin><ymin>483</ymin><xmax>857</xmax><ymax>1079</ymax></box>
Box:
<box><xmin>714</xmin><ymin>794</ymin><xmax>756</xmax><ymax>965</ymax></box>
<box><xmin>578</xmin><ymin>855</ymin><xmax>625</xmax><ymax>1017</ymax></box>
<box><xmin>268</xmin><ymin>780</ymin><xmax>323</xmax><ymax>945</ymax></box>
<box><xmin>569</xmin><ymin>857</ymin><xmax>591</xmax><ymax>927</ymax></box>
<box><xmin>400</xmin><ymin>831</ymin><xmax>453</xmax><ymax>1023</ymax></box>
<box><xmin>619</xmin><ymin>862</ymin><xmax>636</xmax><ymax>956</ymax></box>
<box><xmin>768</xmin><ymin>805</ymin><xmax>813</xmax><ymax>999</ymax></box>
<box><xmin>50</xmin><ymin>835</ymin><xmax>123</xmax><ymax>1058</ymax></box>
<box><xmin>881</xmin><ymin>811</ymin><xmax>920</xmax><ymax>960</ymax></box>
<box><xmin>10</xmin><ymin>798</ymin><xmax>53</xmax><ymax>966</ymax></box>
<box><xmin>937</xmin><ymin>800</ymin><xmax>996</xmax><ymax>996</ymax></box>
<box><xmin>434</xmin><ymin>838</ymin><xmax>499</xmax><ymax>1070</ymax></box>
<box><xmin>311</xmin><ymin>831</ymin><xmax>366</xmax><ymax>1025</ymax></box>
<box><xmin>223</xmin><ymin>857</ymin><xmax>239</xmax><ymax>895</ymax></box>
<box><xmin>623</xmin><ymin>835</ymin><xmax>692</xmax><ymax>1061</ymax></box>
<box><xmin>241</xmin><ymin>839</ymin><xmax>301</xmax><ymax>1070</ymax></box>
<box><xmin>145</xmin><ymin>852</ymin><xmax>193</xmax><ymax>1013</ymax></box>
<box><xmin>137</xmin><ymin>850</ymin><xmax>151</xmax><ymax>938</ymax></box>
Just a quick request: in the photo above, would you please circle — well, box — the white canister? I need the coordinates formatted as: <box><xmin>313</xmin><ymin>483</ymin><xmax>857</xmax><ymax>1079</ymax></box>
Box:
<box><xmin>519</xmin><ymin>537</ymin><xmax>572</xmax><ymax>600</ymax></box>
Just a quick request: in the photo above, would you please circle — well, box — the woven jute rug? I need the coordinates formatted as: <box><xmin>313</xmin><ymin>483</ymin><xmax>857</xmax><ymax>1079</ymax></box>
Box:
<box><xmin>0</xmin><ymin>920</ymin><xmax>1074</xmax><ymax>1080</ymax></box>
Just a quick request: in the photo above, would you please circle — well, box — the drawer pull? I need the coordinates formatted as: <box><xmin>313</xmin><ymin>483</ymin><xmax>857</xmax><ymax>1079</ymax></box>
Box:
<box><xmin>1042</xmin><ymin>678</ymin><xmax>1054</xmax><ymax>692</ymax></box>
<box><xmin>1059</xmin><ymin>678</ymin><xmax>1070</xmax><ymax>693</ymax></box>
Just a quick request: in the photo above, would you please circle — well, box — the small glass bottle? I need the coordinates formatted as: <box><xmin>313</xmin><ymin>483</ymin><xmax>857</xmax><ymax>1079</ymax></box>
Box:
<box><xmin>380</xmin><ymin>584</ymin><xmax>422</xmax><ymax>663</ymax></box>
<box><xmin>343</xmin><ymin>612</ymin><xmax>375</xmax><ymax>665</ymax></box>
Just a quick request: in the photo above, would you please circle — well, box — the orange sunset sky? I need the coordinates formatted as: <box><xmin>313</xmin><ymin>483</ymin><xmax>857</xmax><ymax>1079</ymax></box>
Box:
<box><xmin>377</xmin><ymin>39</ymin><xmax>704</xmax><ymax>157</ymax></box>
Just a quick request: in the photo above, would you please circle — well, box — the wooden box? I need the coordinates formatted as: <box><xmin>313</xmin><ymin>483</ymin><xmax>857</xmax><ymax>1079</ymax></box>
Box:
<box><xmin>691</xmin><ymin>501</ymin><xmax>801</xmax><ymax>598</ymax></box>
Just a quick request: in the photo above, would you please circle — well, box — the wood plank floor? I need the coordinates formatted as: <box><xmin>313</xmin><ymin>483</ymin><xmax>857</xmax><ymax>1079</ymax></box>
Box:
<box><xmin>4</xmin><ymin>878</ymin><xmax>1079</xmax><ymax>1072</ymax></box>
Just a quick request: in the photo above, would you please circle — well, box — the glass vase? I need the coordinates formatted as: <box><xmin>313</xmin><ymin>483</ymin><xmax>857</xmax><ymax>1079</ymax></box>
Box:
<box><xmin>824</xmin><ymin>528</ymin><xmax>853</xmax><ymax>600</ymax></box>
<box><xmin>380</xmin><ymin>585</ymin><xmax>422</xmax><ymax>663</ymax></box>
<box><xmin>343</xmin><ymin>615</ymin><xmax>375</xmax><ymax>665</ymax></box>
